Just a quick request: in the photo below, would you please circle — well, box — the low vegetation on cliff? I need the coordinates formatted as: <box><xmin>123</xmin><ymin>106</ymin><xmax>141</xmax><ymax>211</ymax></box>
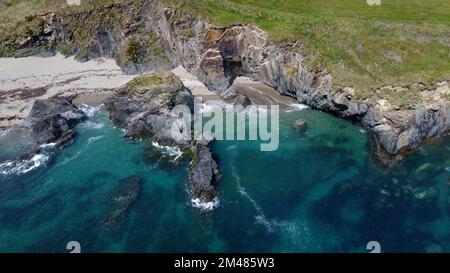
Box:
<box><xmin>194</xmin><ymin>0</ymin><xmax>450</xmax><ymax>95</ymax></box>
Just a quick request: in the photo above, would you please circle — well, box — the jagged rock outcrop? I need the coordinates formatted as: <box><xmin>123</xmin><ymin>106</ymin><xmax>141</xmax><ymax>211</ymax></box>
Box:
<box><xmin>0</xmin><ymin>97</ymin><xmax>86</xmax><ymax>162</ymax></box>
<box><xmin>177</xmin><ymin>23</ymin><xmax>450</xmax><ymax>159</ymax></box>
<box><xmin>104</xmin><ymin>71</ymin><xmax>194</xmax><ymax>147</ymax></box>
<box><xmin>24</xmin><ymin>96</ymin><xmax>86</xmax><ymax>145</ymax></box>
<box><xmin>104</xmin><ymin>71</ymin><xmax>220</xmax><ymax>204</ymax></box>
<box><xmin>188</xmin><ymin>143</ymin><xmax>220</xmax><ymax>204</ymax></box>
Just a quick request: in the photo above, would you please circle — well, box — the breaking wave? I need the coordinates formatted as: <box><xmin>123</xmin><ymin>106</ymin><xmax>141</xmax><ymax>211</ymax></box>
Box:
<box><xmin>88</xmin><ymin>135</ymin><xmax>104</xmax><ymax>143</ymax></box>
<box><xmin>0</xmin><ymin>142</ymin><xmax>58</xmax><ymax>175</ymax></box>
<box><xmin>191</xmin><ymin>197</ymin><xmax>220</xmax><ymax>211</ymax></box>
<box><xmin>0</xmin><ymin>153</ymin><xmax>49</xmax><ymax>175</ymax></box>
<box><xmin>151</xmin><ymin>141</ymin><xmax>183</xmax><ymax>162</ymax></box>
<box><xmin>286</xmin><ymin>103</ymin><xmax>309</xmax><ymax>112</ymax></box>
<box><xmin>79</xmin><ymin>103</ymin><xmax>103</xmax><ymax>118</ymax></box>
<box><xmin>230</xmin><ymin>164</ymin><xmax>310</xmax><ymax>238</ymax></box>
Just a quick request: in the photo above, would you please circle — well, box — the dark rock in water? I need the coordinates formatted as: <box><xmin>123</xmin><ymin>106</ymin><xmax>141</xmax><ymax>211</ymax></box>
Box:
<box><xmin>101</xmin><ymin>175</ymin><xmax>143</xmax><ymax>233</ymax></box>
<box><xmin>0</xmin><ymin>97</ymin><xmax>86</xmax><ymax>162</ymax></box>
<box><xmin>292</xmin><ymin>119</ymin><xmax>308</xmax><ymax>132</ymax></box>
<box><xmin>25</xmin><ymin>96</ymin><xmax>85</xmax><ymax>146</ymax></box>
<box><xmin>104</xmin><ymin>72</ymin><xmax>194</xmax><ymax>148</ymax></box>
<box><xmin>188</xmin><ymin>144</ymin><xmax>220</xmax><ymax>203</ymax></box>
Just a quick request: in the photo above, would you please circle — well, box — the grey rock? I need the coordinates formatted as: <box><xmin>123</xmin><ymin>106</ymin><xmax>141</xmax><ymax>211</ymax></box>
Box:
<box><xmin>0</xmin><ymin>97</ymin><xmax>85</xmax><ymax>162</ymax></box>
<box><xmin>188</xmin><ymin>144</ymin><xmax>220</xmax><ymax>203</ymax></box>
<box><xmin>104</xmin><ymin>71</ymin><xmax>194</xmax><ymax>148</ymax></box>
<box><xmin>292</xmin><ymin>119</ymin><xmax>308</xmax><ymax>132</ymax></box>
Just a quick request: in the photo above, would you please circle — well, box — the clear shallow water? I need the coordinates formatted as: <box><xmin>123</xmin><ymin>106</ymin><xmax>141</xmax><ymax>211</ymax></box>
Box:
<box><xmin>0</xmin><ymin>108</ymin><xmax>449</xmax><ymax>253</ymax></box>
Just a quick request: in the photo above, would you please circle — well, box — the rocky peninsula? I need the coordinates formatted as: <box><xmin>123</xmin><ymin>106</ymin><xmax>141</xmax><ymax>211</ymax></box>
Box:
<box><xmin>104</xmin><ymin>71</ymin><xmax>220</xmax><ymax>206</ymax></box>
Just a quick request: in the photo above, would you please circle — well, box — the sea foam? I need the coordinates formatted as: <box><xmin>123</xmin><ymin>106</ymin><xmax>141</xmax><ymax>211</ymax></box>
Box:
<box><xmin>286</xmin><ymin>103</ymin><xmax>309</xmax><ymax>112</ymax></box>
<box><xmin>191</xmin><ymin>197</ymin><xmax>220</xmax><ymax>211</ymax></box>
<box><xmin>151</xmin><ymin>141</ymin><xmax>183</xmax><ymax>162</ymax></box>
<box><xmin>0</xmin><ymin>153</ymin><xmax>49</xmax><ymax>175</ymax></box>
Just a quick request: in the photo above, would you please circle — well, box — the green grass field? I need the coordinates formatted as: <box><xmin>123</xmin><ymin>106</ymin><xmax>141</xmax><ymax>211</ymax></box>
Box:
<box><xmin>2</xmin><ymin>0</ymin><xmax>450</xmax><ymax>98</ymax></box>
<box><xmin>196</xmin><ymin>0</ymin><xmax>450</xmax><ymax>96</ymax></box>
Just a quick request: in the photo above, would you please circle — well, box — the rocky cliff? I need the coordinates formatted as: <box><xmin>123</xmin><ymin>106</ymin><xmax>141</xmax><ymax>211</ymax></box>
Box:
<box><xmin>2</xmin><ymin>0</ymin><xmax>449</xmax><ymax>160</ymax></box>
<box><xmin>104</xmin><ymin>71</ymin><xmax>220</xmax><ymax>204</ymax></box>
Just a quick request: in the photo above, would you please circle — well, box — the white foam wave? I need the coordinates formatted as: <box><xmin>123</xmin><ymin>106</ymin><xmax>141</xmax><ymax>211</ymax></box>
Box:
<box><xmin>40</xmin><ymin>142</ymin><xmax>57</xmax><ymax>149</ymax></box>
<box><xmin>230</xmin><ymin>164</ymin><xmax>309</xmax><ymax>236</ymax></box>
<box><xmin>151</xmin><ymin>141</ymin><xmax>183</xmax><ymax>162</ymax></box>
<box><xmin>79</xmin><ymin>103</ymin><xmax>102</xmax><ymax>118</ymax></box>
<box><xmin>88</xmin><ymin>135</ymin><xmax>104</xmax><ymax>143</ymax></box>
<box><xmin>286</xmin><ymin>103</ymin><xmax>309</xmax><ymax>112</ymax></box>
<box><xmin>191</xmin><ymin>197</ymin><xmax>220</xmax><ymax>211</ymax></box>
<box><xmin>445</xmin><ymin>166</ymin><xmax>450</xmax><ymax>172</ymax></box>
<box><xmin>0</xmin><ymin>153</ymin><xmax>49</xmax><ymax>175</ymax></box>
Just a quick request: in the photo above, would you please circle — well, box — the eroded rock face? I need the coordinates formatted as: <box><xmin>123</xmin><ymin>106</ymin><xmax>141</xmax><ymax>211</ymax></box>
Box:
<box><xmin>173</xmin><ymin>21</ymin><xmax>449</xmax><ymax>159</ymax></box>
<box><xmin>24</xmin><ymin>96</ymin><xmax>86</xmax><ymax>145</ymax></box>
<box><xmin>188</xmin><ymin>144</ymin><xmax>220</xmax><ymax>203</ymax></box>
<box><xmin>0</xmin><ymin>97</ymin><xmax>86</xmax><ymax>161</ymax></box>
<box><xmin>104</xmin><ymin>71</ymin><xmax>194</xmax><ymax>148</ymax></box>
<box><xmin>362</xmin><ymin>102</ymin><xmax>450</xmax><ymax>156</ymax></box>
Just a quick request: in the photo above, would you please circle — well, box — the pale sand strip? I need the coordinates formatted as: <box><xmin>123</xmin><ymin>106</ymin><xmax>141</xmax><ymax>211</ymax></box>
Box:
<box><xmin>0</xmin><ymin>54</ymin><xmax>136</xmax><ymax>128</ymax></box>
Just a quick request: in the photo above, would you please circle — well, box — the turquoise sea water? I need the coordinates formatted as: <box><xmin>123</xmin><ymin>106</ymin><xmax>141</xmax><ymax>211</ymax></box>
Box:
<box><xmin>0</xmin><ymin>107</ymin><xmax>449</xmax><ymax>252</ymax></box>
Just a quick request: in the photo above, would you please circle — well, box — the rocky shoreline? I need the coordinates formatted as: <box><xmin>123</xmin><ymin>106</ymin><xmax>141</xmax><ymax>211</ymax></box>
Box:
<box><xmin>0</xmin><ymin>96</ymin><xmax>86</xmax><ymax>162</ymax></box>
<box><xmin>1</xmin><ymin>0</ymin><xmax>447</xmax><ymax>161</ymax></box>
<box><xmin>1</xmin><ymin>0</ymin><xmax>449</xmax><ymax>169</ymax></box>
<box><xmin>103</xmin><ymin>71</ymin><xmax>220</xmax><ymax>206</ymax></box>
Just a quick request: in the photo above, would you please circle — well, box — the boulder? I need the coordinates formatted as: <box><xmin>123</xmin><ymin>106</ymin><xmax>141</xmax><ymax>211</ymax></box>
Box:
<box><xmin>292</xmin><ymin>119</ymin><xmax>308</xmax><ymax>132</ymax></box>
<box><xmin>104</xmin><ymin>71</ymin><xmax>194</xmax><ymax>148</ymax></box>
<box><xmin>0</xmin><ymin>97</ymin><xmax>85</xmax><ymax>162</ymax></box>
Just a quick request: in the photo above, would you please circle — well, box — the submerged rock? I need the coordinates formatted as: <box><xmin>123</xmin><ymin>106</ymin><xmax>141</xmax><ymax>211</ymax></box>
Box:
<box><xmin>101</xmin><ymin>175</ymin><xmax>143</xmax><ymax>233</ymax></box>
<box><xmin>292</xmin><ymin>119</ymin><xmax>308</xmax><ymax>132</ymax></box>
<box><xmin>188</xmin><ymin>144</ymin><xmax>220</xmax><ymax>204</ymax></box>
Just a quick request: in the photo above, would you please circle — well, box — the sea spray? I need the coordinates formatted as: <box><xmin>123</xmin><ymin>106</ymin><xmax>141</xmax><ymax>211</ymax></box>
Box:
<box><xmin>286</xmin><ymin>104</ymin><xmax>309</xmax><ymax>112</ymax></box>
<box><xmin>151</xmin><ymin>142</ymin><xmax>183</xmax><ymax>162</ymax></box>
<box><xmin>0</xmin><ymin>142</ymin><xmax>59</xmax><ymax>175</ymax></box>
<box><xmin>79</xmin><ymin>103</ymin><xmax>103</xmax><ymax>118</ymax></box>
<box><xmin>191</xmin><ymin>197</ymin><xmax>220</xmax><ymax>211</ymax></box>
<box><xmin>230</xmin><ymin>164</ymin><xmax>309</xmax><ymax>238</ymax></box>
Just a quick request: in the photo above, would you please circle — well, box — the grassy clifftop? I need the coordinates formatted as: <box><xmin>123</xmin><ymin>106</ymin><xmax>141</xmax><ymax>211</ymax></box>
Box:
<box><xmin>196</xmin><ymin>0</ymin><xmax>450</xmax><ymax>96</ymax></box>
<box><xmin>1</xmin><ymin>0</ymin><xmax>450</xmax><ymax>98</ymax></box>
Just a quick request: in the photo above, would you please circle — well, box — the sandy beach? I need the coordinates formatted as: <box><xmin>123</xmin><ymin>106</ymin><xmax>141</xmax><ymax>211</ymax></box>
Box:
<box><xmin>0</xmin><ymin>54</ymin><xmax>136</xmax><ymax>129</ymax></box>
